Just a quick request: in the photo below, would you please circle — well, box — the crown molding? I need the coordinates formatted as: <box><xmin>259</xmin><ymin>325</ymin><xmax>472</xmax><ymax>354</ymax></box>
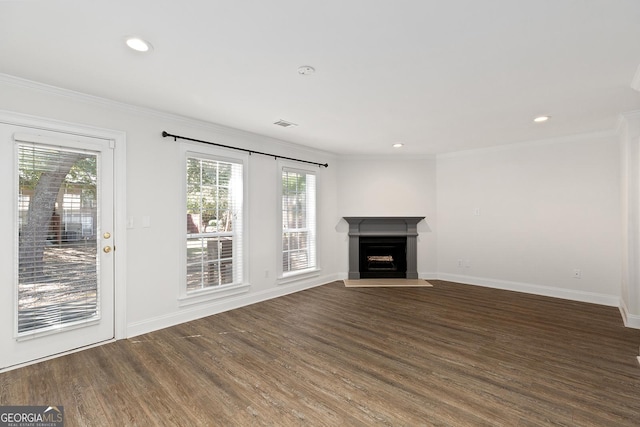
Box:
<box><xmin>619</xmin><ymin>109</ymin><xmax>640</xmax><ymax>121</ymax></box>
<box><xmin>436</xmin><ymin>128</ymin><xmax>618</xmax><ymax>159</ymax></box>
<box><xmin>616</xmin><ymin>110</ymin><xmax>640</xmax><ymax>136</ymax></box>
<box><xmin>0</xmin><ymin>72</ymin><xmax>336</xmax><ymax>161</ymax></box>
<box><xmin>338</xmin><ymin>153</ymin><xmax>436</xmax><ymax>161</ymax></box>
<box><xmin>632</xmin><ymin>64</ymin><xmax>640</xmax><ymax>92</ymax></box>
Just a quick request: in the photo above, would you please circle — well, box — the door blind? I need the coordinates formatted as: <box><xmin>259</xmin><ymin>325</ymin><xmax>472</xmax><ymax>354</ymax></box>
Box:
<box><xmin>17</xmin><ymin>143</ymin><xmax>100</xmax><ymax>335</ymax></box>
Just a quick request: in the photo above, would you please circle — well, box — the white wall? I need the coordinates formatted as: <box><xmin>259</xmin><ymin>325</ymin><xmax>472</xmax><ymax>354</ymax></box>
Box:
<box><xmin>436</xmin><ymin>133</ymin><xmax>622</xmax><ymax>305</ymax></box>
<box><xmin>619</xmin><ymin>112</ymin><xmax>640</xmax><ymax>327</ymax></box>
<box><xmin>0</xmin><ymin>75</ymin><xmax>339</xmax><ymax>338</ymax></box>
<box><xmin>335</xmin><ymin>157</ymin><xmax>438</xmax><ymax>277</ymax></box>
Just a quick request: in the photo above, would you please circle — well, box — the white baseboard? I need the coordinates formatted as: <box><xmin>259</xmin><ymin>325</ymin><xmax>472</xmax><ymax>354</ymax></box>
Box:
<box><xmin>420</xmin><ymin>272</ymin><xmax>439</xmax><ymax>281</ymax></box>
<box><xmin>126</xmin><ymin>273</ymin><xmax>342</xmax><ymax>338</ymax></box>
<box><xmin>619</xmin><ymin>299</ymin><xmax>640</xmax><ymax>329</ymax></box>
<box><xmin>434</xmin><ymin>272</ymin><xmax>620</xmax><ymax>307</ymax></box>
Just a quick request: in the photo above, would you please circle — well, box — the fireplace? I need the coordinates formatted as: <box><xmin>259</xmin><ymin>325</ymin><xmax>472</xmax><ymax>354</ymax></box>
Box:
<box><xmin>343</xmin><ymin>216</ymin><xmax>425</xmax><ymax>280</ymax></box>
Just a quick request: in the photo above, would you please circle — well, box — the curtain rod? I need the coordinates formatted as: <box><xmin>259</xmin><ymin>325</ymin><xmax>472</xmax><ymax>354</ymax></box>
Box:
<box><xmin>162</xmin><ymin>131</ymin><xmax>329</xmax><ymax>168</ymax></box>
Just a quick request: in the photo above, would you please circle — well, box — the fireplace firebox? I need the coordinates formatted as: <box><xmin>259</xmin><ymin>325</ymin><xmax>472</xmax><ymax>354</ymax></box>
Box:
<box><xmin>359</xmin><ymin>236</ymin><xmax>407</xmax><ymax>278</ymax></box>
<box><xmin>343</xmin><ymin>216</ymin><xmax>425</xmax><ymax>280</ymax></box>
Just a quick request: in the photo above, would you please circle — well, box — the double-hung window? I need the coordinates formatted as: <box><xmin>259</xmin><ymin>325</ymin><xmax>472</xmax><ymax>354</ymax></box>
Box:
<box><xmin>281</xmin><ymin>166</ymin><xmax>317</xmax><ymax>276</ymax></box>
<box><xmin>185</xmin><ymin>153</ymin><xmax>244</xmax><ymax>294</ymax></box>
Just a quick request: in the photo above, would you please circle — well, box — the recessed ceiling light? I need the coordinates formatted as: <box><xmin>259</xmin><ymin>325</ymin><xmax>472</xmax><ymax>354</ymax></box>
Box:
<box><xmin>297</xmin><ymin>65</ymin><xmax>315</xmax><ymax>75</ymax></box>
<box><xmin>533</xmin><ymin>115</ymin><xmax>550</xmax><ymax>123</ymax></box>
<box><xmin>125</xmin><ymin>37</ymin><xmax>153</xmax><ymax>52</ymax></box>
<box><xmin>392</xmin><ymin>143</ymin><xmax>404</xmax><ymax>148</ymax></box>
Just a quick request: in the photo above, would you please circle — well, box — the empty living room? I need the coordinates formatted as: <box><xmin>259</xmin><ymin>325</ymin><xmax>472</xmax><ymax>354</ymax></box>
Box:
<box><xmin>1</xmin><ymin>1</ymin><xmax>640</xmax><ymax>425</ymax></box>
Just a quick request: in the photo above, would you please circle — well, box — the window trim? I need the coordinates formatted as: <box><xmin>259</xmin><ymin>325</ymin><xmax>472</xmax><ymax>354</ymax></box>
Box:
<box><xmin>179</xmin><ymin>143</ymin><xmax>249</xmax><ymax>304</ymax></box>
<box><xmin>277</xmin><ymin>160</ymin><xmax>319</xmax><ymax>280</ymax></box>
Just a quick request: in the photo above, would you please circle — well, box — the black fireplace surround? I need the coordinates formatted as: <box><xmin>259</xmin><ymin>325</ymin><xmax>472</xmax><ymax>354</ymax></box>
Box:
<box><xmin>343</xmin><ymin>217</ymin><xmax>425</xmax><ymax>280</ymax></box>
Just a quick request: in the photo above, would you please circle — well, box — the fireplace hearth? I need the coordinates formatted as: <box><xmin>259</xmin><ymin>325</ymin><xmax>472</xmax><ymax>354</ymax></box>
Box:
<box><xmin>343</xmin><ymin>216</ymin><xmax>425</xmax><ymax>280</ymax></box>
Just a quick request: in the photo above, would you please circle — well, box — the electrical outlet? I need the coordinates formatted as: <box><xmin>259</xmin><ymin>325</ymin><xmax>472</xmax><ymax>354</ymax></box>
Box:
<box><xmin>464</xmin><ymin>259</ymin><xmax>471</xmax><ymax>268</ymax></box>
<box><xmin>573</xmin><ymin>269</ymin><xmax>582</xmax><ymax>279</ymax></box>
<box><xmin>457</xmin><ymin>259</ymin><xmax>463</xmax><ymax>268</ymax></box>
<box><xmin>473</xmin><ymin>208</ymin><xmax>480</xmax><ymax>216</ymax></box>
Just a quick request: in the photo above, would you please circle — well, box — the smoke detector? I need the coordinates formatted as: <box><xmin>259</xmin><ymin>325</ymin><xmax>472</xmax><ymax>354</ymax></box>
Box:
<box><xmin>297</xmin><ymin>66</ymin><xmax>315</xmax><ymax>75</ymax></box>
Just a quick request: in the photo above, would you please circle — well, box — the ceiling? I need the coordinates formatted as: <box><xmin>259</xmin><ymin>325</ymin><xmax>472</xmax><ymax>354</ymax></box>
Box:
<box><xmin>1</xmin><ymin>0</ymin><xmax>640</xmax><ymax>156</ymax></box>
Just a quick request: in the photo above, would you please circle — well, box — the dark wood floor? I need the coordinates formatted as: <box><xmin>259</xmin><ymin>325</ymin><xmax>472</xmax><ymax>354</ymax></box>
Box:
<box><xmin>1</xmin><ymin>280</ymin><xmax>640</xmax><ymax>426</ymax></box>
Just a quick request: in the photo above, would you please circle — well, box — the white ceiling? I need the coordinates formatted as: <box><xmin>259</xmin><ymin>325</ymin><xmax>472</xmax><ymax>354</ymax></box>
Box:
<box><xmin>1</xmin><ymin>0</ymin><xmax>640</xmax><ymax>156</ymax></box>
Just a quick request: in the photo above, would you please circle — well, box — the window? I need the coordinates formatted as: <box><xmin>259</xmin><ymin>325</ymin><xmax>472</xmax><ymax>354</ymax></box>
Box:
<box><xmin>281</xmin><ymin>167</ymin><xmax>316</xmax><ymax>275</ymax></box>
<box><xmin>185</xmin><ymin>154</ymin><xmax>243</xmax><ymax>293</ymax></box>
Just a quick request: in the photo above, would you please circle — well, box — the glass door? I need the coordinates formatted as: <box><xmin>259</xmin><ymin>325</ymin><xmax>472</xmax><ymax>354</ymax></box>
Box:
<box><xmin>0</xmin><ymin>125</ymin><xmax>115</xmax><ymax>370</ymax></box>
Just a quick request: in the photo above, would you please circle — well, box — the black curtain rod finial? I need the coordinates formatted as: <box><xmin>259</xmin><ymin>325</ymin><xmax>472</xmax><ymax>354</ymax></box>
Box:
<box><xmin>162</xmin><ymin>131</ymin><xmax>177</xmax><ymax>141</ymax></box>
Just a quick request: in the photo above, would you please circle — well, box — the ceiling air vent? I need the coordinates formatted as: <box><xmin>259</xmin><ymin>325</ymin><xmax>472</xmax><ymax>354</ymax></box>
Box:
<box><xmin>273</xmin><ymin>119</ymin><xmax>298</xmax><ymax>128</ymax></box>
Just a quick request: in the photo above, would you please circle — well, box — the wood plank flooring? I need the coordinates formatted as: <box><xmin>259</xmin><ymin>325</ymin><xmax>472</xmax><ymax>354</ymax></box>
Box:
<box><xmin>1</xmin><ymin>280</ymin><xmax>640</xmax><ymax>426</ymax></box>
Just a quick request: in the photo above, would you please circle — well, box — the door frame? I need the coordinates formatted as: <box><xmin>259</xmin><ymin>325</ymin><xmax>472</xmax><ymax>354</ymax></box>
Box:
<box><xmin>0</xmin><ymin>109</ymin><xmax>127</xmax><ymax>370</ymax></box>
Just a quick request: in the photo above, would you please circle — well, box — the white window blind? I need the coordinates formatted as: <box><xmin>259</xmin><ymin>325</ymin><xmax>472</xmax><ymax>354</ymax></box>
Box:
<box><xmin>186</xmin><ymin>156</ymin><xmax>243</xmax><ymax>292</ymax></box>
<box><xmin>282</xmin><ymin>168</ymin><xmax>316</xmax><ymax>274</ymax></box>
<box><xmin>17</xmin><ymin>143</ymin><xmax>100</xmax><ymax>335</ymax></box>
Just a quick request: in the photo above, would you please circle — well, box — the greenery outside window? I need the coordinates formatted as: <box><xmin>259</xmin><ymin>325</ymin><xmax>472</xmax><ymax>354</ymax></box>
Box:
<box><xmin>186</xmin><ymin>154</ymin><xmax>243</xmax><ymax>293</ymax></box>
<box><xmin>281</xmin><ymin>166</ymin><xmax>316</xmax><ymax>276</ymax></box>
